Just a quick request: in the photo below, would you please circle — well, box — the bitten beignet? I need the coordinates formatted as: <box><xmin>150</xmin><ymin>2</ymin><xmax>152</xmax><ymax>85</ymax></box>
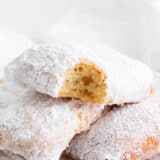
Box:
<box><xmin>5</xmin><ymin>42</ymin><xmax>153</xmax><ymax>105</ymax></box>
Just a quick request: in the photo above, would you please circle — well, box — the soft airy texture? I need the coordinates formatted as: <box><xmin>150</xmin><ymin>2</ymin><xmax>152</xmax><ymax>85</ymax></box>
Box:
<box><xmin>65</xmin><ymin>93</ymin><xmax>160</xmax><ymax>160</ymax></box>
<box><xmin>5</xmin><ymin>42</ymin><xmax>153</xmax><ymax>105</ymax></box>
<box><xmin>0</xmin><ymin>82</ymin><xmax>104</xmax><ymax>160</ymax></box>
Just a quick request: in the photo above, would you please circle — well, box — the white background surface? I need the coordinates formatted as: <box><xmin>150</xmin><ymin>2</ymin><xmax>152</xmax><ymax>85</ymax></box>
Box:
<box><xmin>0</xmin><ymin>0</ymin><xmax>160</xmax><ymax>77</ymax></box>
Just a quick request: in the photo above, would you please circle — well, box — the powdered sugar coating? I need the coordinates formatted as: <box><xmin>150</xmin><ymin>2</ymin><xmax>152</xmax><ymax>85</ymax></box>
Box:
<box><xmin>66</xmin><ymin>93</ymin><xmax>160</xmax><ymax>160</ymax></box>
<box><xmin>5</xmin><ymin>41</ymin><xmax>153</xmax><ymax>105</ymax></box>
<box><xmin>0</xmin><ymin>82</ymin><xmax>104</xmax><ymax>160</ymax></box>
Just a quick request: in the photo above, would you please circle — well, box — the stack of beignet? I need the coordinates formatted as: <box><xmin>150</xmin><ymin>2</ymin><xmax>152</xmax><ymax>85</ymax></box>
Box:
<box><xmin>0</xmin><ymin>38</ymin><xmax>159</xmax><ymax>160</ymax></box>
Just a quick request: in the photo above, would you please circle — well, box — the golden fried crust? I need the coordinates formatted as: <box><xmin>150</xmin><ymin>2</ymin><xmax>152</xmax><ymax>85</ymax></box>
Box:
<box><xmin>122</xmin><ymin>137</ymin><xmax>160</xmax><ymax>160</ymax></box>
<box><xmin>149</xmin><ymin>86</ymin><xmax>154</xmax><ymax>96</ymax></box>
<box><xmin>0</xmin><ymin>80</ymin><xmax>4</xmax><ymax>84</ymax></box>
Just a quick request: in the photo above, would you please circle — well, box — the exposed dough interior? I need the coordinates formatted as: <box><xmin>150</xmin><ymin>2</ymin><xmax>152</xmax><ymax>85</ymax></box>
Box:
<box><xmin>59</xmin><ymin>60</ymin><xmax>107</xmax><ymax>104</ymax></box>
